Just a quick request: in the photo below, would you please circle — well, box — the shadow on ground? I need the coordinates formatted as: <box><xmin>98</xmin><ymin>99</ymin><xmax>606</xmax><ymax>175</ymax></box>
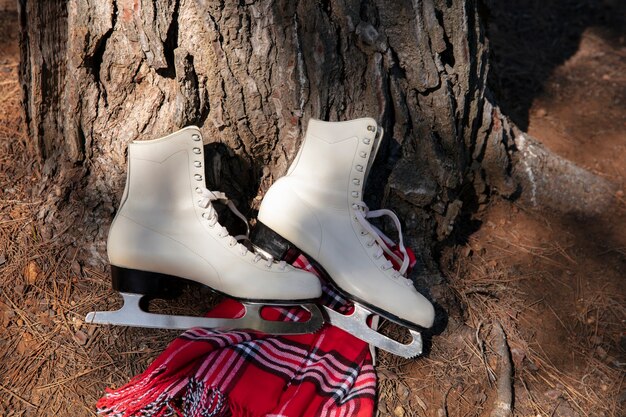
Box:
<box><xmin>486</xmin><ymin>0</ymin><xmax>626</xmax><ymax>130</ymax></box>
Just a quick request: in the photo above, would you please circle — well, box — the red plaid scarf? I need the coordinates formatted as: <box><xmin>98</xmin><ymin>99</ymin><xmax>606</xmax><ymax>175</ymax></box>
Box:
<box><xmin>96</xmin><ymin>256</ymin><xmax>378</xmax><ymax>417</ymax></box>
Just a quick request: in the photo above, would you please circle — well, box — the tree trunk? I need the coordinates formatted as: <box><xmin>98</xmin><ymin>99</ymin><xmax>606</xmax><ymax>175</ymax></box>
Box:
<box><xmin>18</xmin><ymin>0</ymin><xmax>615</xmax><ymax>277</ymax></box>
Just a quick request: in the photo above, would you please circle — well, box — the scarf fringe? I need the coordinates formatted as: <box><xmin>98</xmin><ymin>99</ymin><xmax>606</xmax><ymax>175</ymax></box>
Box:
<box><xmin>97</xmin><ymin>369</ymin><xmax>229</xmax><ymax>417</ymax></box>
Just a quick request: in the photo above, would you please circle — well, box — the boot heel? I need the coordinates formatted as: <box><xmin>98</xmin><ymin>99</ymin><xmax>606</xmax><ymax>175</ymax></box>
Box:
<box><xmin>111</xmin><ymin>265</ymin><xmax>184</xmax><ymax>299</ymax></box>
<box><xmin>251</xmin><ymin>222</ymin><xmax>302</xmax><ymax>263</ymax></box>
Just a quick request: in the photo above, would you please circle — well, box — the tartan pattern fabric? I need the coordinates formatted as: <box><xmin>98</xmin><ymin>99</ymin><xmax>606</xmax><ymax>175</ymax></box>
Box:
<box><xmin>96</xmin><ymin>256</ymin><xmax>376</xmax><ymax>417</ymax></box>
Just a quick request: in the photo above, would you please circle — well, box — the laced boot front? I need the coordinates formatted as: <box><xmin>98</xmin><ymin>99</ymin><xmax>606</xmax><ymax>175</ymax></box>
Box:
<box><xmin>253</xmin><ymin>118</ymin><xmax>435</xmax><ymax>357</ymax></box>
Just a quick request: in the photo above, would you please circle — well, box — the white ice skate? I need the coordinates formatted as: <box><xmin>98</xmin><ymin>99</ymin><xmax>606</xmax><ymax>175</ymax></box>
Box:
<box><xmin>86</xmin><ymin>126</ymin><xmax>323</xmax><ymax>334</ymax></box>
<box><xmin>253</xmin><ymin>118</ymin><xmax>435</xmax><ymax>357</ymax></box>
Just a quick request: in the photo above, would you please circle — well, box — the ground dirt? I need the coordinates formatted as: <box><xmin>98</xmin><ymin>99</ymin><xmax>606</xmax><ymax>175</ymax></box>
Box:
<box><xmin>0</xmin><ymin>3</ymin><xmax>624</xmax><ymax>417</ymax></box>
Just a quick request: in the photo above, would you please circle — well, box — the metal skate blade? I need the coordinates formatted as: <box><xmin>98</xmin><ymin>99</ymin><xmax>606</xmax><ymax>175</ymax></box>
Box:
<box><xmin>324</xmin><ymin>303</ymin><xmax>423</xmax><ymax>358</ymax></box>
<box><xmin>85</xmin><ymin>293</ymin><xmax>324</xmax><ymax>335</ymax></box>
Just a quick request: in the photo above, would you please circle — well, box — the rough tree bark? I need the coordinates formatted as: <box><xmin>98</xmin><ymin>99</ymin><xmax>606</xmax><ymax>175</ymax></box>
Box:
<box><xmin>19</xmin><ymin>0</ymin><xmax>615</xmax><ymax>278</ymax></box>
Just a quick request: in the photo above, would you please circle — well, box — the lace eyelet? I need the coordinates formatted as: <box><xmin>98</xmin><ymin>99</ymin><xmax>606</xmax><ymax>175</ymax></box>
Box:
<box><xmin>194</xmin><ymin>161</ymin><xmax>202</xmax><ymax>168</ymax></box>
<box><xmin>352</xmin><ymin>191</ymin><xmax>359</xmax><ymax>198</ymax></box>
<box><xmin>192</xmin><ymin>134</ymin><xmax>201</xmax><ymax>141</ymax></box>
<box><xmin>363</xmin><ymin>138</ymin><xmax>371</xmax><ymax>145</ymax></box>
<box><xmin>360</xmin><ymin>230</ymin><xmax>367</xmax><ymax>236</ymax></box>
<box><xmin>353</xmin><ymin>179</ymin><xmax>360</xmax><ymax>185</ymax></box>
<box><xmin>367</xmin><ymin>125</ymin><xmax>376</xmax><ymax>132</ymax></box>
<box><xmin>194</xmin><ymin>174</ymin><xmax>203</xmax><ymax>181</ymax></box>
<box><xmin>359</xmin><ymin>151</ymin><xmax>367</xmax><ymax>158</ymax></box>
<box><xmin>195</xmin><ymin>187</ymin><xmax>202</xmax><ymax>193</ymax></box>
<box><xmin>355</xmin><ymin>165</ymin><xmax>363</xmax><ymax>172</ymax></box>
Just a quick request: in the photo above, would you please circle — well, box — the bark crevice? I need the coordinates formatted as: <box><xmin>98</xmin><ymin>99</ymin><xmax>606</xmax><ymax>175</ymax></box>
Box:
<box><xmin>156</xmin><ymin>0</ymin><xmax>180</xmax><ymax>79</ymax></box>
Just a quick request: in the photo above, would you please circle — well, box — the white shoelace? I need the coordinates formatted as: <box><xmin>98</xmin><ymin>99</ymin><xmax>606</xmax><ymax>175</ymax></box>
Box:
<box><xmin>197</xmin><ymin>188</ymin><xmax>286</xmax><ymax>269</ymax></box>
<box><xmin>352</xmin><ymin>201</ymin><xmax>413</xmax><ymax>286</ymax></box>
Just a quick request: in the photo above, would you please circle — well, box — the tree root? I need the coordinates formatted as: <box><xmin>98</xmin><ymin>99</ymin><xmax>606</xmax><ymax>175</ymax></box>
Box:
<box><xmin>489</xmin><ymin>321</ymin><xmax>513</xmax><ymax>417</ymax></box>
<box><xmin>512</xmin><ymin>132</ymin><xmax>618</xmax><ymax>216</ymax></box>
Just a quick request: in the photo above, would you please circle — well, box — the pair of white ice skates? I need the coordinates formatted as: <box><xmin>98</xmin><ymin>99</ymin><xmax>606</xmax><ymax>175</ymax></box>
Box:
<box><xmin>86</xmin><ymin>118</ymin><xmax>435</xmax><ymax>358</ymax></box>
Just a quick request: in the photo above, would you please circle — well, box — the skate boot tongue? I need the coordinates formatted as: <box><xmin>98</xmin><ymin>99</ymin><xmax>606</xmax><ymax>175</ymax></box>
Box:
<box><xmin>197</xmin><ymin>188</ymin><xmax>250</xmax><ymax>241</ymax></box>
<box><xmin>352</xmin><ymin>201</ymin><xmax>411</xmax><ymax>280</ymax></box>
<box><xmin>197</xmin><ymin>187</ymin><xmax>287</xmax><ymax>270</ymax></box>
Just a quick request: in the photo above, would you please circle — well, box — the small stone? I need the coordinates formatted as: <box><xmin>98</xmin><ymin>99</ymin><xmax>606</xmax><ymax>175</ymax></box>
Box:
<box><xmin>544</xmin><ymin>389</ymin><xmax>561</xmax><ymax>400</ymax></box>
<box><xmin>73</xmin><ymin>330</ymin><xmax>88</xmax><ymax>345</ymax></box>
<box><xmin>71</xmin><ymin>261</ymin><xmax>82</xmax><ymax>277</ymax></box>
<box><xmin>16</xmin><ymin>339</ymin><xmax>27</xmax><ymax>354</ymax></box>
<box><xmin>589</xmin><ymin>335</ymin><xmax>602</xmax><ymax>345</ymax></box>
<box><xmin>536</xmin><ymin>108</ymin><xmax>548</xmax><ymax>117</ymax></box>
<box><xmin>393</xmin><ymin>405</ymin><xmax>405</xmax><ymax>417</ymax></box>
<box><xmin>40</xmin><ymin>226</ymin><xmax>53</xmax><ymax>240</ymax></box>
<box><xmin>596</xmin><ymin>346</ymin><xmax>607</xmax><ymax>359</ymax></box>
<box><xmin>0</xmin><ymin>254</ymin><xmax>6</xmax><ymax>266</ymax></box>
<box><xmin>38</xmin><ymin>312</ymin><xmax>53</xmax><ymax>327</ymax></box>
<box><xmin>397</xmin><ymin>384</ymin><xmax>409</xmax><ymax>400</ymax></box>
<box><xmin>616</xmin><ymin>190</ymin><xmax>624</xmax><ymax>198</ymax></box>
<box><xmin>602</xmin><ymin>74</ymin><xmax>611</xmax><ymax>80</ymax></box>
<box><xmin>24</xmin><ymin>261</ymin><xmax>41</xmax><ymax>284</ymax></box>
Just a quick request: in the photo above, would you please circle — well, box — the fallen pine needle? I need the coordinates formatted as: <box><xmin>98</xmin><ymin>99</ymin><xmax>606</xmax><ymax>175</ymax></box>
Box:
<box><xmin>36</xmin><ymin>362</ymin><xmax>115</xmax><ymax>390</ymax></box>
<box><xmin>0</xmin><ymin>383</ymin><xmax>37</xmax><ymax>408</ymax></box>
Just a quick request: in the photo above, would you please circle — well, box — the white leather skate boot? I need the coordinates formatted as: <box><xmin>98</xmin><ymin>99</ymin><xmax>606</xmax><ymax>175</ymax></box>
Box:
<box><xmin>253</xmin><ymin>118</ymin><xmax>435</xmax><ymax>356</ymax></box>
<box><xmin>86</xmin><ymin>126</ymin><xmax>323</xmax><ymax>334</ymax></box>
